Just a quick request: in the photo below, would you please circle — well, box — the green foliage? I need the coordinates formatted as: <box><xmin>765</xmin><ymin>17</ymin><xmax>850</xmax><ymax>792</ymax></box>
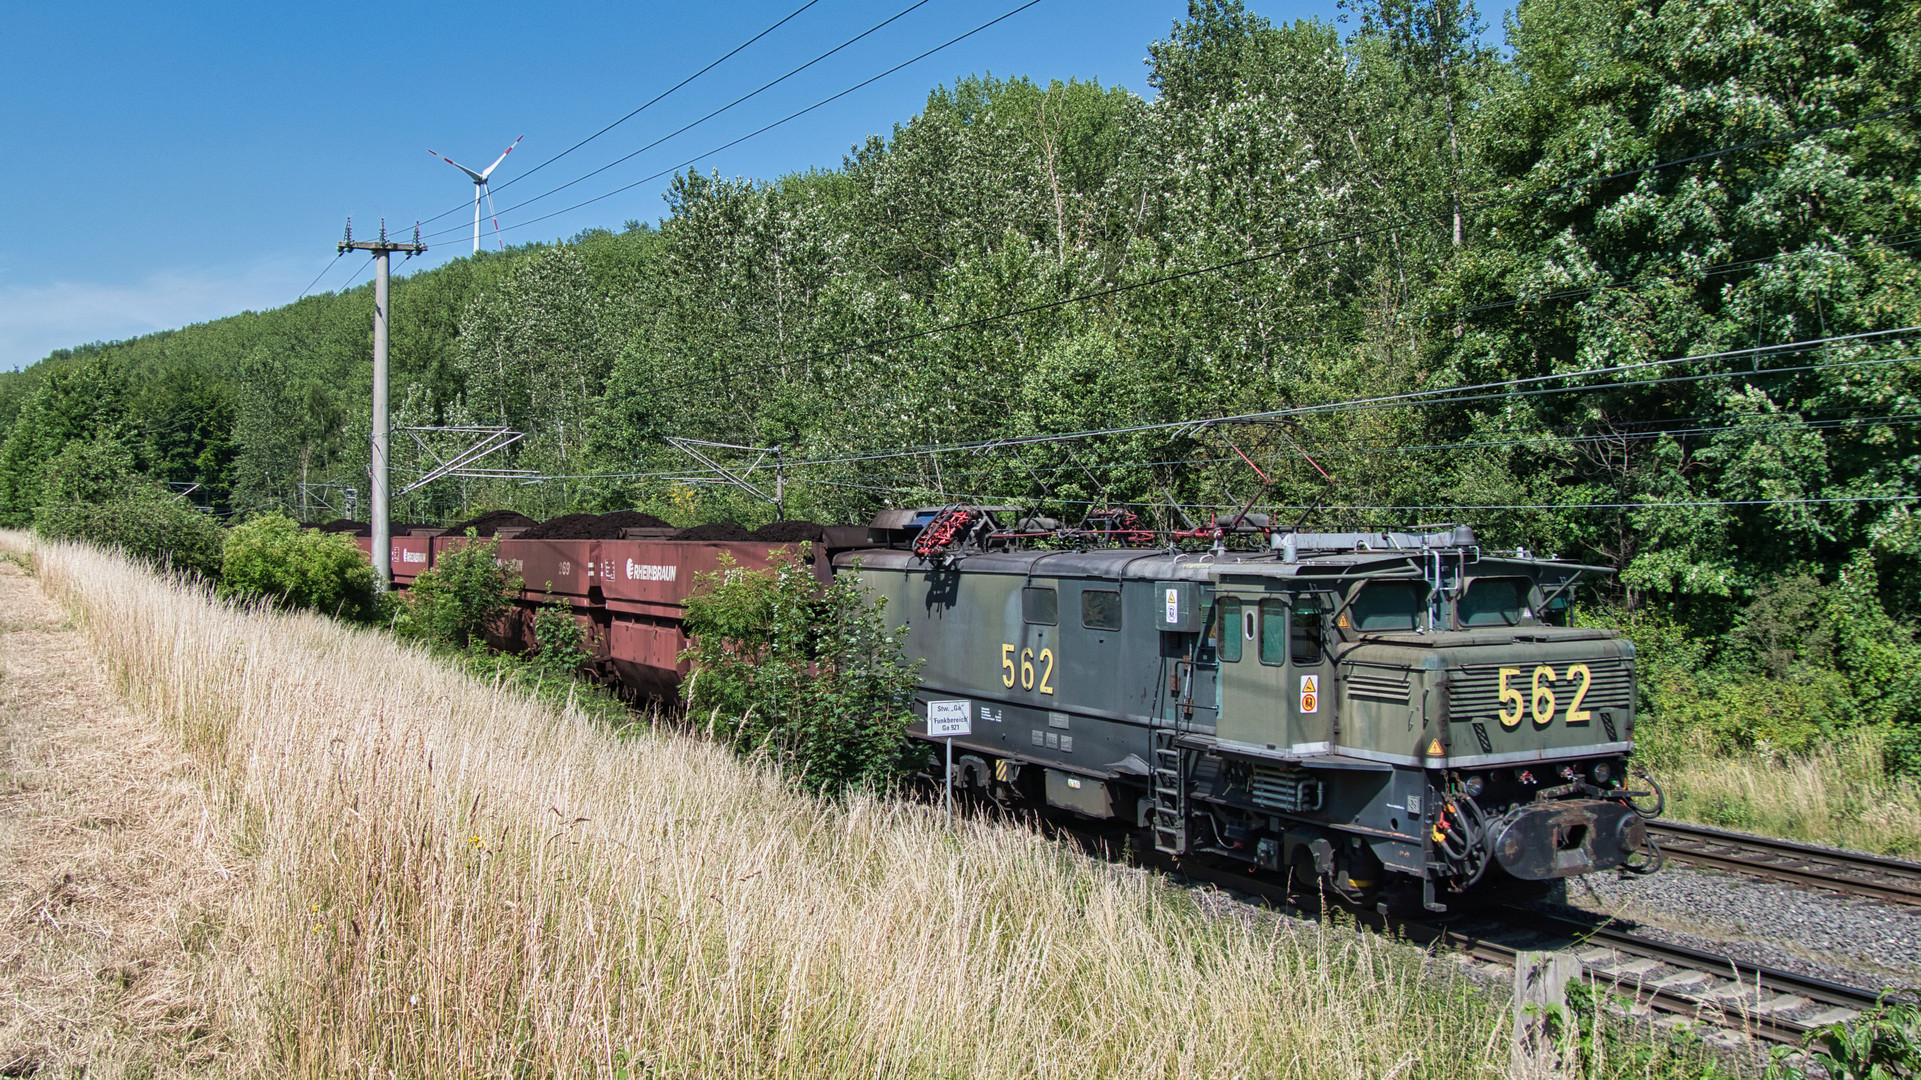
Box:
<box><xmin>1770</xmin><ymin>999</ymin><xmax>1921</xmax><ymax>1080</ymax></box>
<box><xmin>0</xmin><ymin>356</ymin><xmax>130</xmax><ymax>526</ymax></box>
<box><xmin>219</xmin><ymin>514</ymin><xmax>378</xmax><ymax>621</ymax></box>
<box><xmin>1554</xmin><ymin>979</ymin><xmax>1738</xmax><ymax>1078</ymax></box>
<box><xmin>31</xmin><ymin>436</ymin><xmax>226</xmax><ymax>579</ymax></box>
<box><xmin>681</xmin><ymin>553</ymin><xmax>922</xmax><ymax>796</ymax></box>
<box><xmin>0</xmin><ymin>0</ymin><xmax>1914</xmax><ymax>770</ymax></box>
<box><xmin>397</xmin><ymin>533</ymin><xmax>518</xmax><ymax>650</ymax></box>
<box><xmin>528</xmin><ymin>591</ymin><xmax>593</xmax><ymax>683</ymax></box>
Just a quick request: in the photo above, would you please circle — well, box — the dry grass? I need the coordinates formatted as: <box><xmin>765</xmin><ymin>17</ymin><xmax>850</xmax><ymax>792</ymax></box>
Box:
<box><xmin>0</xmin><ymin>533</ymin><xmax>255</xmax><ymax>1078</ymax></box>
<box><xmin>6</xmin><ymin>533</ymin><xmax>1721</xmax><ymax>1079</ymax></box>
<box><xmin>1645</xmin><ymin>727</ymin><xmax>1921</xmax><ymax>857</ymax></box>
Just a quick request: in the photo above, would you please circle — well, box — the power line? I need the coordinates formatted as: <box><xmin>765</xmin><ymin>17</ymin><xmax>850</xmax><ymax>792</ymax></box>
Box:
<box><xmin>422</xmin><ymin>0</ymin><xmax>1047</xmax><ymax>246</ymax></box>
<box><xmin>799</xmin><ymin>474</ymin><xmax>1920</xmax><ymax>514</ymax></box>
<box><xmin>338</xmin><ymin>256</ymin><xmax>376</xmax><ymax>293</ymax></box>
<box><xmin>741</xmin><ymin>330</ymin><xmax>1921</xmax><ymax>472</ymax></box>
<box><xmin>514</xmin><ymin>332</ymin><xmax>1918</xmax><ymax>485</ymax></box>
<box><xmin>297</xmin><ymin>251</ymin><xmax>347</xmax><ymax>300</ymax></box>
<box><xmin>833</xmin><ymin>411</ymin><xmax>1921</xmax><ymax>487</ymax></box>
<box><xmin>411</xmin><ymin>0</ymin><xmax>826</xmax><ymax>234</ymax></box>
<box><xmin>420</xmin><ymin>0</ymin><xmax>942</xmax><ymax>242</ymax></box>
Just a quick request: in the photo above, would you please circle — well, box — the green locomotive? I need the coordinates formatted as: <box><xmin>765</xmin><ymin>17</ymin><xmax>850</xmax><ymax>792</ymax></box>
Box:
<box><xmin>839</xmin><ymin>507</ymin><xmax>1656</xmax><ymax>912</ymax></box>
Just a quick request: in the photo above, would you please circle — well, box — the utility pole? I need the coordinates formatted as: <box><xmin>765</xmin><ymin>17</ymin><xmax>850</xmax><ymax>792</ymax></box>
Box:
<box><xmin>338</xmin><ymin>219</ymin><xmax>426</xmax><ymax>590</ymax></box>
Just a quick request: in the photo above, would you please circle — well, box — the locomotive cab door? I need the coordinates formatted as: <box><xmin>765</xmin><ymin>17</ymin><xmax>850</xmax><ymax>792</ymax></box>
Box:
<box><xmin>1215</xmin><ymin>585</ymin><xmax>1336</xmax><ymax>755</ymax></box>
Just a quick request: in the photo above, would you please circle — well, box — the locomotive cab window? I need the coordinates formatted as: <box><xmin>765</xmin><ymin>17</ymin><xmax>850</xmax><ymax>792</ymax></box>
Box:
<box><xmin>1292</xmin><ymin>596</ymin><xmax>1326</xmax><ymax>665</ymax></box>
<box><xmin>1459</xmin><ymin>577</ymin><xmax>1528</xmax><ymax>627</ymax></box>
<box><xmin>1349</xmin><ymin>582</ymin><xmax>1426</xmax><ymax>632</ymax></box>
<box><xmin>1541</xmin><ymin>587</ymin><xmax>1573</xmax><ymax>626</ymax></box>
<box><xmin>1216</xmin><ymin>597</ymin><xmax>1243</xmax><ymax>662</ymax></box>
<box><xmin>1022</xmin><ymin>586</ymin><xmax>1058</xmax><ymax>625</ymax></box>
<box><xmin>1258</xmin><ymin>599</ymin><xmax>1287</xmax><ymax>665</ymax></box>
<box><xmin>1081</xmin><ymin>588</ymin><xmax>1122</xmax><ymax>631</ymax></box>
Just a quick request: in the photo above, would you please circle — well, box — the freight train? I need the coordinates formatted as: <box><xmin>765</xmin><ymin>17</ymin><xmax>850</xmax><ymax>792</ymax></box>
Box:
<box><xmin>359</xmin><ymin>505</ymin><xmax>1660</xmax><ymax>912</ymax></box>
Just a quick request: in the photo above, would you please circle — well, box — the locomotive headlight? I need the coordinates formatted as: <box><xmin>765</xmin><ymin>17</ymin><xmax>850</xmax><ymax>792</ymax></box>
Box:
<box><xmin>1463</xmin><ymin>775</ymin><xmax>1485</xmax><ymax>798</ymax></box>
<box><xmin>1591</xmin><ymin>762</ymin><xmax>1612</xmax><ymax>784</ymax></box>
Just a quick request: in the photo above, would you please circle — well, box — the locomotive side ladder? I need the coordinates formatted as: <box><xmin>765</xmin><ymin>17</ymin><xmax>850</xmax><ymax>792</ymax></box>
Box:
<box><xmin>1152</xmin><ymin>652</ymin><xmax>1193</xmax><ymax>855</ymax></box>
<box><xmin>1151</xmin><ymin>728</ymin><xmax>1187</xmax><ymax>854</ymax></box>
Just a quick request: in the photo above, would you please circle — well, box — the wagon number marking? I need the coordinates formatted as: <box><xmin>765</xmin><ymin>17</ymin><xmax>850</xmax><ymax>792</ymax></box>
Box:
<box><xmin>1000</xmin><ymin>644</ymin><xmax>1056</xmax><ymax>695</ymax></box>
<box><xmin>1496</xmin><ymin>664</ymin><xmax>1592</xmax><ymax>728</ymax></box>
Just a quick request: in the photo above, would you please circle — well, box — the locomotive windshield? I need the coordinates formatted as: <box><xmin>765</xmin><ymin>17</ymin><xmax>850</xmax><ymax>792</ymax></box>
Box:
<box><xmin>1349</xmin><ymin>582</ymin><xmax>1425</xmax><ymax>631</ymax></box>
<box><xmin>1458</xmin><ymin>577</ymin><xmax>1529</xmax><ymax>627</ymax></box>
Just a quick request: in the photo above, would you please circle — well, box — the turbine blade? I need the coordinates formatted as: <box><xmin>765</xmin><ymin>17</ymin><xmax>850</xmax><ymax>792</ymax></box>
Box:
<box><xmin>431</xmin><ymin>149</ymin><xmax>487</xmax><ymax>183</ymax></box>
<box><xmin>484</xmin><ymin>185</ymin><xmax>505</xmax><ymax>250</ymax></box>
<box><xmin>479</xmin><ymin>134</ymin><xmax>524</xmax><ymax>179</ymax></box>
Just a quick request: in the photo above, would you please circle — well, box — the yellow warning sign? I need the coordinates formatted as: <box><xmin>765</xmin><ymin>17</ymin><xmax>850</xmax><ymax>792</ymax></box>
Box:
<box><xmin>1299</xmin><ymin>674</ymin><xmax>1320</xmax><ymax>714</ymax></box>
<box><xmin>1426</xmin><ymin>738</ymin><xmax>1446</xmax><ymax>757</ymax></box>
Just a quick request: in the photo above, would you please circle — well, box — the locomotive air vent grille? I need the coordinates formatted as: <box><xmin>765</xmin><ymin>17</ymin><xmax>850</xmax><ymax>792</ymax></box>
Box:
<box><xmin>1447</xmin><ymin>659</ymin><xmax>1632</xmax><ymax>724</ymax></box>
<box><xmin>1249</xmin><ymin>766</ymin><xmax>1324</xmax><ymax>813</ymax></box>
<box><xmin>1345</xmin><ymin>667</ymin><xmax>1412</xmax><ymax>704</ymax></box>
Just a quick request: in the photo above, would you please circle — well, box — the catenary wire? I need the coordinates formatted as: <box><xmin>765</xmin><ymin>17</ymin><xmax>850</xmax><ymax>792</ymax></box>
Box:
<box><xmin>795</xmin><ymin>475</ymin><xmax>1920</xmax><ymax>514</ymax></box>
<box><xmin>510</xmin><ymin>336</ymin><xmax>1919</xmax><ymax>484</ymax></box>
<box><xmin>709</xmin><ymin>329</ymin><xmax>1921</xmax><ymax>473</ymax></box>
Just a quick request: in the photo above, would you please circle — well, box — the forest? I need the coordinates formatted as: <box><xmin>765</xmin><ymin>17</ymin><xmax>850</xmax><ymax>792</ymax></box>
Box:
<box><xmin>1</xmin><ymin>0</ymin><xmax>1916</xmax><ymax>771</ymax></box>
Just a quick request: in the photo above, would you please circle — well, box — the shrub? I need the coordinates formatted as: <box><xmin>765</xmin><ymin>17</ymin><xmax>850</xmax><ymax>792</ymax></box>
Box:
<box><xmin>219</xmin><ymin>514</ymin><xmax>378</xmax><ymax>621</ymax></box>
<box><xmin>32</xmin><ymin>437</ymin><xmax>226</xmax><ymax>579</ymax></box>
<box><xmin>528</xmin><ymin>589</ymin><xmax>593</xmax><ymax>682</ymax></box>
<box><xmin>681</xmin><ymin>552</ymin><xmax>922</xmax><ymax>796</ymax></box>
<box><xmin>398</xmin><ymin>532</ymin><xmax>518</xmax><ymax>649</ymax></box>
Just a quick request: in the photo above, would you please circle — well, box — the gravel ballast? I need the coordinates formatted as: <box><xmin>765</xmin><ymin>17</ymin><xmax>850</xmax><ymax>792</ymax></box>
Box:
<box><xmin>1549</xmin><ymin>861</ymin><xmax>1921</xmax><ymax>987</ymax></box>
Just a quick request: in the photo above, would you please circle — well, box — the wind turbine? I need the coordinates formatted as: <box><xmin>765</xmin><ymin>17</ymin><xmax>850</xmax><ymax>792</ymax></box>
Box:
<box><xmin>429</xmin><ymin>136</ymin><xmax>523</xmax><ymax>254</ymax></box>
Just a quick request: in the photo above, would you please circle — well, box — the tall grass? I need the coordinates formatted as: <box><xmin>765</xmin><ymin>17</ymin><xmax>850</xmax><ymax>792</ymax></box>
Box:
<box><xmin>22</xmin><ymin>538</ymin><xmax>1723</xmax><ymax>1078</ymax></box>
<box><xmin>1639</xmin><ymin>725</ymin><xmax>1921</xmax><ymax>857</ymax></box>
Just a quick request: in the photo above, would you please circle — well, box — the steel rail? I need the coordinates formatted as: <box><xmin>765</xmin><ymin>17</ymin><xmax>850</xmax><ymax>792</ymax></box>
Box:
<box><xmin>1649</xmin><ymin>820</ymin><xmax>1921</xmax><ymax>906</ymax></box>
<box><xmin>1482</xmin><ymin>906</ymin><xmax>1888</xmax><ymax>1045</ymax></box>
<box><xmin>1117</xmin><ymin>849</ymin><xmax>1886</xmax><ymax>1048</ymax></box>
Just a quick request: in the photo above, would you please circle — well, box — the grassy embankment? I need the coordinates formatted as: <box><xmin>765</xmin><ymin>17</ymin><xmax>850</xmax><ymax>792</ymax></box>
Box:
<box><xmin>1638</xmin><ymin>727</ymin><xmax>1921</xmax><ymax>858</ymax></box>
<box><xmin>12</xmin><ymin>533</ymin><xmax>1725</xmax><ymax>1079</ymax></box>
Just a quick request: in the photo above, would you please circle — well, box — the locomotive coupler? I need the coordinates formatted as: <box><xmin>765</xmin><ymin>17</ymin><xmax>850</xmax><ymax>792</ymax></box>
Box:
<box><xmin>1485</xmin><ymin>799</ymin><xmax>1647</xmax><ymax>880</ymax></box>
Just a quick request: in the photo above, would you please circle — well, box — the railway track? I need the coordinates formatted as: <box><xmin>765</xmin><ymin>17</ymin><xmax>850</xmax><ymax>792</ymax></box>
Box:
<box><xmin>1649</xmin><ymin>820</ymin><xmax>1921</xmax><ymax>906</ymax></box>
<box><xmin>1138</xmin><ymin>854</ymin><xmax>1888</xmax><ymax>1049</ymax></box>
<box><xmin>1431</xmin><ymin>906</ymin><xmax>1887</xmax><ymax>1047</ymax></box>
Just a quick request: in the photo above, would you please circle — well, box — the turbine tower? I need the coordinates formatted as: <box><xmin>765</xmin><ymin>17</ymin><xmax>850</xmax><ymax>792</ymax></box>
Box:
<box><xmin>429</xmin><ymin>136</ymin><xmax>523</xmax><ymax>253</ymax></box>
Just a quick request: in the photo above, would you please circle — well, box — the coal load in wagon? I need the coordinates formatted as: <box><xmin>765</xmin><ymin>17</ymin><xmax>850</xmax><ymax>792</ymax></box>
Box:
<box><xmin>517</xmin><ymin>511</ymin><xmax>676</xmax><ymax>540</ymax></box>
<box><xmin>443</xmin><ymin>510</ymin><xmax>539</xmax><ymax>537</ymax></box>
<box><xmin>515</xmin><ymin>514</ymin><xmax>603</xmax><ymax>540</ymax></box>
<box><xmin>748</xmin><ymin>520</ymin><xmax>825</xmax><ymax>542</ymax></box>
<box><xmin>598</xmin><ymin>510</ymin><xmax>670</xmax><ymax>532</ymax></box>
<box><xmin>314</xmin><ymin>519</ymin><xmax>368</xmax><ymax>534</ymax></box>
<box><xmin>672</xmin><ymin>522</ymin><xmax>751</xmax><ymax>541</ymax></box>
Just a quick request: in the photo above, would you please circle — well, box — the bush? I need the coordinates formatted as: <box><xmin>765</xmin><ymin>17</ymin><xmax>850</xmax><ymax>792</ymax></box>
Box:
<box><xmin>398</xmin><ymin>533</ymin><xmax>518</xmax><ymax>649</ymax></box>
<box><xmin>220</xmin><ymin>514</ymin><xmax>378</xmax><ymax>621</ymax></box>
<box><xmin>528</xmin><ymin>591</ymin><xmax>593</xmax><ymax>683</ymax></box>
<box><xmin>681</xmin><ymin>552</ymin><xmax>921</xmax><ymax>796</ymax></box>
<box><xmin>32</xmin><ymin>437</ymin><xmax>226</xmax><ymax>579</ymax></box>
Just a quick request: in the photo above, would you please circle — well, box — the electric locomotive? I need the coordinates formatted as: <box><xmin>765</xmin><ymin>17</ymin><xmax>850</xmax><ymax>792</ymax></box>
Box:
<box><xmin>840</xmin><ymin>507</ymin><xmax>1657</xmax><ymax>912</ymax></box>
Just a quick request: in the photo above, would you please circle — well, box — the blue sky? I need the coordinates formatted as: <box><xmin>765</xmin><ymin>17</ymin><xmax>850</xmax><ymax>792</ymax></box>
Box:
<box><xmin>3</xmin><ymin>0</ymin><xmax>1344</xmax><ymax>371</ymax></box>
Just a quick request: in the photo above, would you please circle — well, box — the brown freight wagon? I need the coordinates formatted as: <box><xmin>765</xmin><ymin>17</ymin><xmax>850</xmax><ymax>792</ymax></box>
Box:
<box><xmin>356</xmin><ymin>527</ymin><xmax>867</xmax><ymax>700</ymax></box>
